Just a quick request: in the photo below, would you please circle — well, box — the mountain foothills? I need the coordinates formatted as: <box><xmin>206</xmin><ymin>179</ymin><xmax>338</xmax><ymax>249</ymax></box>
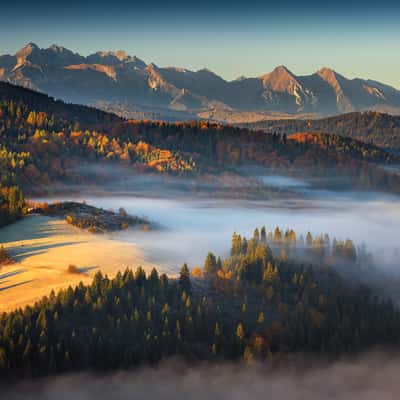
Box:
<box><xmin>1</xmin><ymin>43</ymin><xmax>400</xmax><ymax>120</ymax></box>
<box><xmin>1</xmin><ymin>81</ymin><xmax>400</xmax><ymax>228</ymax></box>
<box><xmin>1</xmin><ymin>80</ymin><xmax>400</xmax><ymax>191</ymax></box>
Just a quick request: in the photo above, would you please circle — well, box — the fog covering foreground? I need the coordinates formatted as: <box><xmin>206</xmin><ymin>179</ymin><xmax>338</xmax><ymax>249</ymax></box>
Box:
<box><xmin>3</xmin><ymin>352</ymin><xmax>399</xmax><ymax>400</ymax></box>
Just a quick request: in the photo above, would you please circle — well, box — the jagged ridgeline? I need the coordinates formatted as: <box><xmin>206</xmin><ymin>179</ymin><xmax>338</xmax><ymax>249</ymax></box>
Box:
<box><xmin>0</xmin><ymin>226</ymin><xmax>398</xmax><ymax>379</ymax></box>
<box><xmin>2</xmin><ymin>43</ymin><xmax>400</xmax><ymax>118</ymax></box>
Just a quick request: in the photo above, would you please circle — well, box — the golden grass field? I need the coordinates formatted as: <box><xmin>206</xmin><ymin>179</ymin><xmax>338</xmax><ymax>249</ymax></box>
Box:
<box><xmin>0</xmin><ymin>215</ymin><xmax>158</xmax><ymax>312</ymax></box>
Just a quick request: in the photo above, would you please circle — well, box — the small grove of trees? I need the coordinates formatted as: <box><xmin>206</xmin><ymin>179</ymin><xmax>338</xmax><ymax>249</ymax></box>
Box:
<box><xmin>0</xmin><ymin>185</ymin><xmax>25</xmax><ymax>227</ymax></box>
<box><xmin>218</xmin><ymin>226</ymin><xmax>361</xmax><ymax>286</ymax></box>
<box><xmin>228</xmin><ymin>226</ymin><xmax>360</xmax><ymax>275</ymax></box>
<box><xmin>0</xmin><ymin>245</ymin><xmax>11</xmax><ymax>264</ymax></box>
<box><xmin>67</xmin><ymin>264</ymin><xmax>81</xmax><ymax>274</ymax></box>
<box><xmin>34</xmin><ymin>202</ymin><xmax>147</xmax><ymax>234</ymax></box>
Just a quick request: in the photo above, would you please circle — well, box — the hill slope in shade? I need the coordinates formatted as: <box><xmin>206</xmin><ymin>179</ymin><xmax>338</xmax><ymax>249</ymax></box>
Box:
<box><xmin>1</xmin><ymin>43</ymin><xmax>400</xmax><ymax>120</ymax></box>
<box><xmin>240</xmin><ymin>111</ymin><xmax>400</xmax><ymax>151</ymax></box>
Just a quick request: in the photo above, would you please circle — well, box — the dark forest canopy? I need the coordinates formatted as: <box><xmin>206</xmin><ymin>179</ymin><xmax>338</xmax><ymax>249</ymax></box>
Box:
<box><xmin>0</xmin><ymin>226</ymin><xmax>399</xmax><ymax>380</ymax></box>
<box><xmin>0</xmin><ymin>82</ymin><xmax>122</xmax><ymax>130</ymax></box>
<box><xmin>240</xmin><ymin>111</ymin><xmax>400</xmax><ymax>151</ymax></box>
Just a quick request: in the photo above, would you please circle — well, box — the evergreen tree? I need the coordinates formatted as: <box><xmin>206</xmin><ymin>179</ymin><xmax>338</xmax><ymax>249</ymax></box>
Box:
<box><xmin>260</xmin><ymin>226</ymin><xmax>267</xmax><ymax>242</ymax></box>
<box><xmin>179</xmin><ymin>263</ymin><xmax>192</xmax><ymax>293</ymax></box>
<box><xmin>0</xmin><ymin>245</ymin><xmax>9</xmax><ymax>263</ymax></box>
<box><xmin>203</xmin><ymin>252</ymin><xmax>217</xmax><ymax>275</ymax></box>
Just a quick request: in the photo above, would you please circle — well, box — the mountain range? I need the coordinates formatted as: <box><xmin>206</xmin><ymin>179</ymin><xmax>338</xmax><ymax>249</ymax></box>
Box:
<box><xmin>1</xmin><ymin>43</ymin><xmax>400</xmax><ymax>121</ymax></box>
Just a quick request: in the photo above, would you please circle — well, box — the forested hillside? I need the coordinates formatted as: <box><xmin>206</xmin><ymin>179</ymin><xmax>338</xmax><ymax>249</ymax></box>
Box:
<box><xmin>0</xmin><ymin>226</ymin><xmax>398</xmax><ymax>379</ymax></box>
<box><xmin>1</xmin><ymin>82</ymin><xmax>400</xmax><ymax>228</ymax></box>
<box><xmin>118</xmin><ymin>121</ymin><xmax>400</xmax><ymax>193</ymax></box>
<box><xmin>241</xmin><ymin>112</ymin><xmax>400</xmax><ymax>151</ymax></box>
<box><xmin>0</xmin><ymin>82</ymin><xmax>121</xmax><ymax>129</ymax></box>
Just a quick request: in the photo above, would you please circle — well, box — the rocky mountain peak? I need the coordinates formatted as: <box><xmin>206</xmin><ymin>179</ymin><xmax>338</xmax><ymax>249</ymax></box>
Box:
<box><xmin>1</xmin><ymin>44</ymin><xmax>399</xmax><ymax>117</ymax></box>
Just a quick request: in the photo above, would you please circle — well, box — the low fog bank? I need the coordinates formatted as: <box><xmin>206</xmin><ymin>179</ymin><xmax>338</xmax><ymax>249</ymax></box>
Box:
<box><xmin>33</xmin><ymin>163</ymin><xmax>400</xmax><ymax>276</ymax></box>
<box><xmin>64</xmin><ymin>162</ymin><xmax>400</xmax><ymax>203</ymax></box>
<box><xmin>68</xmin><ymin>163</ymin><xmax>375</xmax><ymax>200</ymax></box>
<box><xmin>65</xmin><ymin>163</ymin><xmax>274</xmax><ymax>198</ymax></box>
<box><xmin>4</xmin><ymin>352</ymin><xmax>400</xmax><ymax>400</ymax></box>
<box><xmin>35</xmin><ymin>190</ymin><xmax>400</xmax><ymax>273</ymax></box>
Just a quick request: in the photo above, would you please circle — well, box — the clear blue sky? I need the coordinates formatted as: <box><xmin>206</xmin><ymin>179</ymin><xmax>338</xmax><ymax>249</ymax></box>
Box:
<box><xmin>1</xmin><ymin>0</ymin><xmax>399</xmax><ymax>88</ymax></box>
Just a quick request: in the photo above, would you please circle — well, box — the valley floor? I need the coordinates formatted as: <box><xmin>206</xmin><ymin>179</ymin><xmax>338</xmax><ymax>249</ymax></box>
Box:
<box><xmin>0</xmin><ymin>215</ymin><xmax>158</xmax><ymax>312</ymax></box>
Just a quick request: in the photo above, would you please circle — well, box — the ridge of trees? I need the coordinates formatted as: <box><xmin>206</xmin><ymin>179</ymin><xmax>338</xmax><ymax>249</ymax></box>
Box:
<box><xmin>0</xmin><ymin>82</ymin><xmax>121</xmax><ymax>130</ymax></box>
<box><xmin>241</xmin><ymin>111</ymin><xmax>400</xmax><ymax>150</ymax></box>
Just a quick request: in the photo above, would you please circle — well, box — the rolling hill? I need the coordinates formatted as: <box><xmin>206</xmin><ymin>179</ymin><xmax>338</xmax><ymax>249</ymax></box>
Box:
<box><xmin>240</xmin><ymin>112</ymin><xmax>400</xmax><ymax>151</ymax></box>
<box><xmin>1</xmin><ymin>81</ymin><xmax>400</xmax><ymax>201</ymax></box>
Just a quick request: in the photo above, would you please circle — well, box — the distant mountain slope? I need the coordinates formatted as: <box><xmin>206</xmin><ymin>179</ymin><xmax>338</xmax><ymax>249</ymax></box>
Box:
<box><xmin>240</xmin><ymin>112</ymin><xmax>400</xmax><ymax>151</ymax></box>
<box><xmin>1</xmin><ymin>43</ymin><xmax>400</xmax><ymax>119</ymax></box>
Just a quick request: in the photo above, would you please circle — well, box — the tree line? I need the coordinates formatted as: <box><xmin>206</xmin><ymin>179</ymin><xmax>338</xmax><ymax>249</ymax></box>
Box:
<box><xmin>0</xmin><ymin>186</ymin><xmax>25</xmax><ymax>228</ymax></box>
<box><xmin>241</xmin><ymin>111</ymin><xmax>400</xmax><ymax>151</ymax></box>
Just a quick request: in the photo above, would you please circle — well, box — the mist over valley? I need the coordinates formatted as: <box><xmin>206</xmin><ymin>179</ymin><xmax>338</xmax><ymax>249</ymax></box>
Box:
<box><xmin>34</xmin><ymin>176</ymin><xmax>400</xmax><ymax>273</ymax></box>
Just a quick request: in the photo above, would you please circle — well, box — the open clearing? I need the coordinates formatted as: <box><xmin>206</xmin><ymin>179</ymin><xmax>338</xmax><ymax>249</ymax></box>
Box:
<box><xmin>0</xmin><ymin>215</ymin><xmax>158</xmax><ymax>312</ymax></box>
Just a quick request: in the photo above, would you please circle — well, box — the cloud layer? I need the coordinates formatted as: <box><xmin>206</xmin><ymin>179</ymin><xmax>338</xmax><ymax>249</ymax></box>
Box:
<box><xmin>4</xmin><ymin>352</ymin><xmax>400</xmax><ymax>400</ymax></box>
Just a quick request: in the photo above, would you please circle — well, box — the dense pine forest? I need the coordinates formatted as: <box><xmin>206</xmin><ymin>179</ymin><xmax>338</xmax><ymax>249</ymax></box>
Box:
<box><xmin>0</xmin><ymin>226</ymin><xmax>399</xmax><ymax>379</ymax></box>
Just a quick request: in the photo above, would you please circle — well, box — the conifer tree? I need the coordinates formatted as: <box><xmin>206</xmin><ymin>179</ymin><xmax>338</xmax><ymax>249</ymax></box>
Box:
<box><xmin>203</xmin><ymin>252</ymin><xmax>217</xmax><ymax>275</ymax></box>
<box><xmin>260</xmin><ymin>226</ymin><xmax>267</xmax><ymax>242</ymax></box>
<box><xmin>179</xmin><ymin>263</ymin><xmax>192</xmax><ymax>294</ymax></box>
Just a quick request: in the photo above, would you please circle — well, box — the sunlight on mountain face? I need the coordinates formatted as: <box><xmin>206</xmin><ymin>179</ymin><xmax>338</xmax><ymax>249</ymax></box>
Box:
<box><xmin>1</xmin><ymin>43</ymin><xmax>400</xmax><ymax>121</ymax></box>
